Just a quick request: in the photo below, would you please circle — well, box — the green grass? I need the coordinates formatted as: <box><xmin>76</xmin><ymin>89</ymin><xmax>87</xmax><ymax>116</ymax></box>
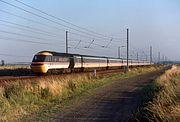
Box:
<box><xmin>0</xmin><ymin>65</ymin><xmax>163</xmax><ymax>121</ymax></box>
<box><xmin>133</xmin><ymin>65</ymin><xmax>180</xmax><ymax>122</ymax></box>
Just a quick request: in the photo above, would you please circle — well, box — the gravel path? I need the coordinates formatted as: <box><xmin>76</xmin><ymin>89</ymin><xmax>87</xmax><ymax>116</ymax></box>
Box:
<box><xmin>52</xmin><ymin>69</ymin><xmax>165</xmax><ymax>122</ymax></box>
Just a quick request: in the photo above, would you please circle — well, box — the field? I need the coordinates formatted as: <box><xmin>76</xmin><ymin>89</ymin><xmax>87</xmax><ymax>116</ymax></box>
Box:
<box><xmin>0</xmin><ymin>65</ymin><xmax>31</xmax><ymax>76</ymax></box>
<box><xmin>0</xmin><ymin>65</ymin><xmax>30</xmax><ymax>70</ymax></box>
<box><xmin>134</xmin><ymin>65</ymin><xmax>180</xmax><ymax>121</ymax></box>
<box><xmin>0</xmin><ymin>65</ymin><xmax>163</xmax><ymax>121</ymax></box>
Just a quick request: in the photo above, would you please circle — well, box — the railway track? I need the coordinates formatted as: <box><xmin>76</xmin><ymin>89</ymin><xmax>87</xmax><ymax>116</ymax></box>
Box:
<box><xmin>0</xmin><ymin>69</ymin><xmax>125</xmax><ymax>84</ymax></box>
<box><xmin>0</xmin><ymin>65</ymin><xmax>156</xmax><ymax>83</ymax></box>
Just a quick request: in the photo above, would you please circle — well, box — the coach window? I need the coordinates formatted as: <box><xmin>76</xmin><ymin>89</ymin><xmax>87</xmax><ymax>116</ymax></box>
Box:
<box><xmin>58</xmin><ymin>57</ymin><xmax>68</xmax><ymax>62</ymax></box>
<box><xmin>53</xmin><ymin>56</ymin><xmax>59</xmax><ymax>62</ymax></box>
<box><xmin>45</xmin><ymin>56</ymin><xmax>50</xmax><ymax>62</ymax></box>
<box><xmin>76</xmin><ymin>58</ymin><xmax>81</xmax><ymax>62</ymax></box>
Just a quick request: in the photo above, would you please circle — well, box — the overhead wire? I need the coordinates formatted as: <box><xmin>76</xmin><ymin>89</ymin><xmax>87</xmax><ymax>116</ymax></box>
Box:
<box><xmin>0</xmin><ymin>19</ymin><xmax>122</xmax><ymax>48</ymax></box>
<box><xmin>0</xmin><ymin>30</ymin><xmax>63</xmax><ymax>43</ymax></box>
<box><xmin>0</xmin><ymin>36</ymin><xmax>51</xmax><ymax>45</ymax></box>
<box><xmin>105</xmin><ymin>39</ymin><xmax>113</xmax><ymax>48</ymax></box>
<box><xmin>129</xmin><ymin>44</ymin><xmax>150</xmax><ymax>60</ymax></box>
<box><xmin>69</xmin><ymin>31</ymin><xmax>109</xmax><ymax>42</ymax></box>
<box><xmin>0</xmin><ymin>9</ymin><xmax>66</xmax><ymax>35</ymax></box>
<box><xmin>68</xmin><ymin>37</ymin><xmax>123</xmax><ymax>49</ymax></box>
<box><xmin>0</xmin><ymin>0</ymin><xmax>115</xmax><ymax>41</ymax></box>
<box><xmin>0</xmin><ymin>23</ymin><xmax>61</xmax><ymax>39</ymax></box>
<box><xmin>14</xmin><ymin>0</ymin><xmax>122</xmax><ymax>40</ymax></box>
<box><xmin>74</xmin><ymin>40</ymin><xmax>81</xmax><ymax>49</ymax></box>
<box><xmin>0</xmin><ymin>0</ymin><xmax>132</xmax><ymax>58</ymax></box>
<box><xmin>0</xmin><ymin>9</ymin><xmax>124</xmax><ymax>43</ymax></box>
<box><xmin>0</xmin><ymin>0</ymin><xmax>127</xmax><ymax>53</ymax></box>
<box><xmin>0</xmin><ymin>19</ymin><xmax>62</xmax><ymax>37</ymax></box>
<box><xmin>71</xmin><ymin>46</ymin><xmax>114</xmax><ymax>56</ymax></box>
<box><xmin>0</xmin><ymin>23</ymin><xmax>117</xmax><ymax>51</ymax></box>
<box><xmin>69</xmin><ymin>32</ymin><xmax>126</xmax><ymax>48</ymax></box>
<box><xmin>68</xmin><ymin>38</ymin><xmax>104</xmax><ymax>47</ymax></box>
<box><xmin>0</xmin><ymin>35</ymin><xmax>65</xmax><ymax>46</ymax></box>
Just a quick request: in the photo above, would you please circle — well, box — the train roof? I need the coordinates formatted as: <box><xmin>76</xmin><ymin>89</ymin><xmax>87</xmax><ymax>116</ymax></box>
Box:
<box><xmin>38</xmin><ymin>51</ymin><xmax>76</xmax><ymax>56</ymax></box>
<box><xmin>38</xmin><ymin>51</ymin><xmax>108</xmax><ymax>58</ymax></box>
<box><xmin>37</xmin><ymin>51</ymin><xmax>150</xmax><ymax>61</ymax></box>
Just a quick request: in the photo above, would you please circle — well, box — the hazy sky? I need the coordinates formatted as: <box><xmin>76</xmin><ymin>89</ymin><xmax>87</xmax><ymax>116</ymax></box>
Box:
<box><xmin>0</xmin><ymin>0</ymin><xmax>180</xmax><ymax>63</ymax></box>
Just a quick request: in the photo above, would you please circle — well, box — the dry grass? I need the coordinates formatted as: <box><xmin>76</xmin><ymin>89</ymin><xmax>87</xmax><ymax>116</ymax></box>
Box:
<box><xmin>134</xmin><ymin>65</ymin><xmax>180</xmax><ymax>122</ymax></box>
<box><xmin>0</xmin><ymin>65</ymin><xmax>30</xmax><ymax>70</ymax></box>
<box><xmin>0</xmin><ymin>73</ymin><xmax>96</xmax><ymax>121</ymax></box>
<box><xmin>0</xmin><ymin>65</ymin><xmax>163</xmax><ymax>121</ymax></box>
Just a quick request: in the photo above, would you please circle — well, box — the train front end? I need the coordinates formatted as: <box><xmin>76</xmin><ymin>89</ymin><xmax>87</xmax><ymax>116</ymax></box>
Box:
<box><xmin>30</xmin><ymin>52</ymin><xmax>52</xmax><ymax>74</ymax></box>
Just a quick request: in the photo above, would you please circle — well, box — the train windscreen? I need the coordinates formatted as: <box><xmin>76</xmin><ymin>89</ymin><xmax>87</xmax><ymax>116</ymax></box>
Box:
<box><xmin>32</xmin><ymin>55</ymin><xmax>51</xmax><ymax>62</ymax></box>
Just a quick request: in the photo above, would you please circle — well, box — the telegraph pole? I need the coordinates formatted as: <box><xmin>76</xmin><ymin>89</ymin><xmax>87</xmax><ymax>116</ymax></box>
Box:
<box><xmin>150</xmin><ymin>46</ymin><xmax>152</xmax><ymax>64</ymax></box>
<box><xmin>126</xmin><ymin>28</ymin><xmax>129</xmax><ymax>72</ymax></box>
<box><xmin>65</xmin><ymin>31</ymin><xmax>68</xmax><ymax>53</ymax></box>
<box><xmin>162</xmin><ymin>55</ymin><xmax>165</xmax><ymax>64</ymax></box>
<box><xmin>158</xmin><ymin>52</ymin><xmax>160</xmax><ymax>63</ymax></box>
<box><xmin>118</xmin><ymin>47</ymin><xmax>120</xmax><ymax>58</ymax></box>
<box><xmin>137</xmin><ymin>52</ymin><xmax>139</xmax><ymax>61</ymax></box>
<box><xmin>118</xmin><ymin>46</ymin><xmax>125</xmax><ymax>58</ymax></box>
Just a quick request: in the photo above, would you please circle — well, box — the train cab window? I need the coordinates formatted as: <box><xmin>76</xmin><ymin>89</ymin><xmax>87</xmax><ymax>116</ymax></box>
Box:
<box><xmin>32</xmin><ymin>55</ymin><xmax>51</xmax><ymax>62</ymax></box>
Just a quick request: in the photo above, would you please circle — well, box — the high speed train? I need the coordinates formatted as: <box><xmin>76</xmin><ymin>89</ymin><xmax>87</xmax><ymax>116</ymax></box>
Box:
<box><xmin>30</xmin><ymin>51</ymin><xmax>151</xmax><ymax>74</ymax></box>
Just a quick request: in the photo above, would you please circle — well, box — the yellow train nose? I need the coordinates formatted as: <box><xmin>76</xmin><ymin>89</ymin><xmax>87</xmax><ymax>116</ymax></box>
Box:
<box><xmin>30</xmin><ymin>64</ymin><xmax>48</xmax><ymax>74</ymax></box>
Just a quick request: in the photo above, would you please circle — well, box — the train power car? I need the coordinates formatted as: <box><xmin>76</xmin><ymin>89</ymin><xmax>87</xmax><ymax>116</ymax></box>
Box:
<box><xmin>30</xmin><ymin>51</ymin><xmax>151</xmax><ymax>74</ymax></box>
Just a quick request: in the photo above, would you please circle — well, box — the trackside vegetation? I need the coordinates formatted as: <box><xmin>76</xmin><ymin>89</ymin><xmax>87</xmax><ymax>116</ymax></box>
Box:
<box><xmin>133</xmin><ymin>65</ymin><xmax>180</xmax><ymax>122</ymax></box>
<box><xmin>0</xmin><ymin>65</ymin><xmax>163</xmax><ymax>121</ymax></box>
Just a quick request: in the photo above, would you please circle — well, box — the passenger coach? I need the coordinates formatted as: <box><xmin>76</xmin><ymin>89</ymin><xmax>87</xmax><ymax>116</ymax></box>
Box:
<box><xmin>30</xmin><ymin>51</ymin><xmax>151</xmax><ymax>74</ymax></box>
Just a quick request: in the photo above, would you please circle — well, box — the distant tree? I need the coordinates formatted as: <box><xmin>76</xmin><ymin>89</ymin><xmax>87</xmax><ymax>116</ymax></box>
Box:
<box><xmin>1</xmin><ymin>60</ymin><xmax>5</xmax><ymax>66</ymax></box>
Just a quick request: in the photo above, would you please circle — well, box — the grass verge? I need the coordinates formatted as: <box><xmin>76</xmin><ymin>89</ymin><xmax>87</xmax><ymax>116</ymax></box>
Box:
<box><xmin>133</xmin><ymin>65</ymin><xmax>180</xmax><ymax>122</ymax></box>
<box><xmin>0</xmin><ymin>65</ymin><xmax>163</xmax><ymax>121</ymax></box>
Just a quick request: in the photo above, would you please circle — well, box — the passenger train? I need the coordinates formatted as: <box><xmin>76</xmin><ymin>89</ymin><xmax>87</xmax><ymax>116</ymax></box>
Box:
<box><xmin>30</xmin><ymin>51</ymin><xmax>151</xmax><ymax>74</ymax></box>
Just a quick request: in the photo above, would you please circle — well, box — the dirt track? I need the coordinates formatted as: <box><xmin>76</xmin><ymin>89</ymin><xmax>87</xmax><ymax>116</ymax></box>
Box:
<box><xmin>52</xmin><ymin>69</ymin><xmax>165</xmax><ymax>122</ymax></box>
